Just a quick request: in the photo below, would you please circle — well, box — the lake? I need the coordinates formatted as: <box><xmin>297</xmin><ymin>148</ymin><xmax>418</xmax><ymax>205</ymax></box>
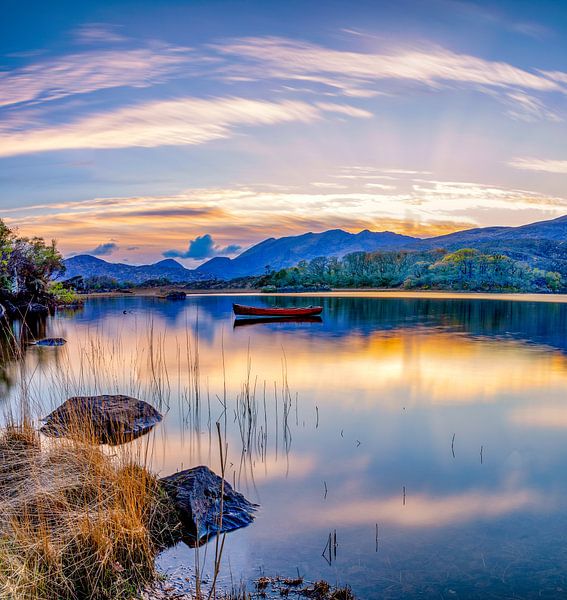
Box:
<box><xmin>3</xmin><ymin>293</ymin><xmax>567</xmax><ymax>598</ymax></box>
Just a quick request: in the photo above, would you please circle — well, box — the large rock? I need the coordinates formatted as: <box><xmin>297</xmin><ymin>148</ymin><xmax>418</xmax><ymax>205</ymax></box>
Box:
<box><xmin>41</xmin><ymin>394</ymin><xmax>163</xmax><ymax>445</ymax></box>
<box><xmin>159</xmin><ymin>466</ymin><xmax>257</xmax><ymax>546</ymax></box>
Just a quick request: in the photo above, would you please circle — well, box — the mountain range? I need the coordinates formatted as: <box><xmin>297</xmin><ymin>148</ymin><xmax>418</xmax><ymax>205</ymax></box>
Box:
<box><xmin>61</xmin><ymin>256</ymin><xmax>206</xmax><ymax>284</ymax></box>
<box><xmin>62</xmin><ymin>214</ymin><xmax>567</xmax><ymax>283</ymax></box>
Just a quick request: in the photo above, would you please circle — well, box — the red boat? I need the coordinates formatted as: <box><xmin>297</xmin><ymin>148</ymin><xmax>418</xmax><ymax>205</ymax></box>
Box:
<box><xmin>233</xmin><ymin>303</ymin><xmax>323</xmax><ymax>317</ymax></box>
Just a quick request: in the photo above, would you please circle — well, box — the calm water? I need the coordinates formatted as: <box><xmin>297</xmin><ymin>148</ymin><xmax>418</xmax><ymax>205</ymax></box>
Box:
<box><xmin>4</xmin><ymin>294</ymin><xmax>567</xmax><ymax>598</ymax></box>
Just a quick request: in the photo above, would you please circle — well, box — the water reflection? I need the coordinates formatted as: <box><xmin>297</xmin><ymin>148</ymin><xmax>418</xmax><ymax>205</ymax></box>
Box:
<box><xmin>233</xmin><ymin>315</ymin><xmax>323</xmax><ymax>327</ymax></box>
<box><xmin>0</xmin><ymin>315</ymin><xmax>54</xmax><ymax>399</ymax></box>
<box><xmin>6</xmin><ymin>294</ymin><xmax>567</xmax><ymax>598</ymax></box>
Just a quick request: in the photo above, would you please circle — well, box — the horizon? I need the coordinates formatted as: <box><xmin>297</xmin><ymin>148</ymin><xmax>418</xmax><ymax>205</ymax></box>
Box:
<box><xmin>3</xmin><ymin>0</ymin><xmax>567</xmax><ymax>266</ymax></box>
<box><xmin>66</xmin><ymin>210</ymin><xmax>567</xmax><ymax>268</ymax></box>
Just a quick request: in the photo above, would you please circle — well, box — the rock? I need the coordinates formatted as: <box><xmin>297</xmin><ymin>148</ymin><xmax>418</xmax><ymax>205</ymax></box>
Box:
<box><xmin>17</xmin><ymin>302</ymin><xmax>49</xmax><ymax>316</ymax></box>
<box><xmin>159</xmin><ymin>466</ymin><xmax>257</xmax><ymax>546</ymax></box>
<box><xmin>0</xmin><ymin>304</ymin><xmax>5</xmax><ymax>320</ymax></box>
<box><xmin>40</xmin><ymin>394</ymin><xmax>163</xmax><ymax>445</ymax></box>
<box><xmin>165</xmin><ymin>291</ymin><xmax>187</xmax><ymax>301</ymax></box>
<box><xmin>32</xmin><ymin>337</ymin><xmax>67</xmax><ymax>347</ymax></box>
<box><xmin>3</xmin><ymin>300</ymin><xmax>18</xmax><ymax>318</ymax></box>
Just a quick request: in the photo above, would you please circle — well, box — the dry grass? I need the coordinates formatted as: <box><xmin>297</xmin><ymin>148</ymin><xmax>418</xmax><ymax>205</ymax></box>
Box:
<box><xmin>0</xmin><ymin>421</ymin><xmax>179</xmax><ymax>600</ymax></box>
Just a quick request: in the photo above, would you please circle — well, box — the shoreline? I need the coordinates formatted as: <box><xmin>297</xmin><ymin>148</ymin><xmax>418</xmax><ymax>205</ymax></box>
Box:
<box><xmin>81</xmin><ymin>288</ymin><xmax>567</xmax><ymax>303</ymax></box>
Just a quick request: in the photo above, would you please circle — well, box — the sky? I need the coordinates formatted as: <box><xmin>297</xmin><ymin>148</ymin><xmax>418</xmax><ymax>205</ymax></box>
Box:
<box><xmin>1</xmin><ymin>0</ymin><xmax>567</xmax><ymax>266</ymax></box>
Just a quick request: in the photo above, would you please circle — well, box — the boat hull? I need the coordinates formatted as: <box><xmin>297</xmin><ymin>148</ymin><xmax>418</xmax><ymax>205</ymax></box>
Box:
<box><xmin>233</xmin><ymin>303</ymin><xmax>323</xmax><ymax>317</ymax></box>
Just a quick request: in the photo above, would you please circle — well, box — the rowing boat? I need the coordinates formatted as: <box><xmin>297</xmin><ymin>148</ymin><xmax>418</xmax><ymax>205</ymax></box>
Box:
<box><xmin>233</xmin><ymin>303</ymin><xmax>323</xmax><ymax>317</ymax></box>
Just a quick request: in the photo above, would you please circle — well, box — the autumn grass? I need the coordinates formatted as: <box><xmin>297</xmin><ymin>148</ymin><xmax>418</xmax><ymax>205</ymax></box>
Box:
<box><xmin>0</xmin><ymin>420</ymin><xmax>179</xmax><ymax>600</ymax></box>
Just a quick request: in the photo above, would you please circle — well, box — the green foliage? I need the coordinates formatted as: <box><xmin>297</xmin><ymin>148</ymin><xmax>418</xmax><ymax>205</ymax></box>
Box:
<box><xmin>48</xmin><ymin>282</ymin><xmax>79</xmax><ymax>305</ymax></box>
<box><xmin>0</xmin><ymin>219</ymin><xmax>65</xmax><ymax>303</ymax></box>
<box><xmin>81</xmin><ymin>276</ymin><xmax>122</xmax><ymax>292</ymax></box>
<box><xmin>264</xmin><ymin>247</ymin><xmax>563</xmax><ymax>293</ymax></box>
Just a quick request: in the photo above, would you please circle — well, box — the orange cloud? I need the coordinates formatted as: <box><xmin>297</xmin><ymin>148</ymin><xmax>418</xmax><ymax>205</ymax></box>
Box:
<box><xmin>6</xmin><ymin>176</ymin><xmax>567</xmax><ymax>261</ymax></box>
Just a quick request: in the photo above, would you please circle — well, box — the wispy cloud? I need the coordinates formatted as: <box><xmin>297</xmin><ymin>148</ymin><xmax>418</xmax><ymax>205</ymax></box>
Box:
<box><xmin>0</xmin><ymin>97</ymin><xmax>362</xmax><ymax>156</ymax></box>
<box><xmin>0</xmin><ymin>44</ymin><xmax>194</xmax><ymax>108</ymax></box>
<box><xmin>73</xmin><ymin>23</ymin><xmax>128</xmax><ymax>45</ymax></box>
<box><xmin>500</xmin><ymin>90</ymin><xmax>562</xmax><ymax>122</ymax></box>
<box><xmin>509</xmin><ymin>157</ymin><xmax>567</xmax><ymax>174</ymax></box>
<box><xmin>214</xmin><ymin>36</ymin><xmax>565</xmax><ymax>101</ymax></box>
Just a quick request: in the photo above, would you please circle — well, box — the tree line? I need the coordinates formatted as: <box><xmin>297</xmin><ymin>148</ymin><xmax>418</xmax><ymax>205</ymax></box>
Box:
<box><xmin>261</xmin><ymin>248</ymin><xmax>563</xmax><ymax>293</ymax></box>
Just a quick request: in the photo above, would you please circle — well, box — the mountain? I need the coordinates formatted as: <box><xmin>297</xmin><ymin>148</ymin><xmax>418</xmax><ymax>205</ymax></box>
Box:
<box><xmin>417</xmin><ymin>214</ymin><xmax>567</xmax><ymax>248</ymax></box>
<box><xmin>408</xmin><ymin>214</ymin><xmax>567</xmax><ymax>277</ymax></box>
<box><xmin>62</xmin><ymin>215</ymin><xmax>567</xmax><ymax>284</ymax></box>
<box><xmin>197</xmin><ymin>229</ymin><xmax>418</xmax><ymax>278</ymax></box>
<box><xmin>62</xmin><ymin>255</ymin><xmax>200</xmax><ymax>284</ymax></box>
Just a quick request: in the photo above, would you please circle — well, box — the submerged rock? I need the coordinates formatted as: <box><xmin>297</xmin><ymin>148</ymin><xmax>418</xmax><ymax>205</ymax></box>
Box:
<box><xmin>40</xmin><ymin>394</ymin><xmax>163</xmax><ymax>445</ymax></box>
<box><xmin>159</xmin><ymin>466</ymin><xmax>257</xmax><ymax>546</ymax></box>
<box><xmin>165</xmin><ymin>291</ymin><xmax>186</xmax><ymax>301</ymax></box>
<box><xmin>18</xmin><ymin>302</ymin><xmax>49</xmax><ymax>316</ymax></box>
<box><xmin>32</xmin><ymin>337</ymin><xmax>67</xmax><ymax>347</ymax></box>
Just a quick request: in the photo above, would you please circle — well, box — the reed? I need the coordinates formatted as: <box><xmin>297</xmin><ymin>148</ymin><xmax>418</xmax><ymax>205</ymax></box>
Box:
<box><xmin>0</xmin><ymin>421</ymin><xmax>178</xmax><ymax>600</ymax></box>
<box><xmin>0</xmin><ymin>322</ymin><xmax>178</xmax><ymax>600</ymax></box>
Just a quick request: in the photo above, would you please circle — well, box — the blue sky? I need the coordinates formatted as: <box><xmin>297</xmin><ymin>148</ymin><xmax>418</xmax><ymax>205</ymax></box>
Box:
<box><xmin>1</xmin><ymin>0</ymin><xmax>567</xmax><ymax>265</ymax></box>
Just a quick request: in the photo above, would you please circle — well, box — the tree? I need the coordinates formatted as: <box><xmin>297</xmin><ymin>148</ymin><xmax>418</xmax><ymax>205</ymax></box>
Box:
<box><xmin>0</xmin><ymin>219</ymin><xmax>65</xmax><ymax>304</ymax></box>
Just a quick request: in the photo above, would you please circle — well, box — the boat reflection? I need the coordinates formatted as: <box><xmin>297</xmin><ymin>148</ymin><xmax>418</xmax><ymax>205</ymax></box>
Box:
<box><xmin>233</xmin><ymin>316</ymin><xmax>323</xmax><ymax>327</ymax></box>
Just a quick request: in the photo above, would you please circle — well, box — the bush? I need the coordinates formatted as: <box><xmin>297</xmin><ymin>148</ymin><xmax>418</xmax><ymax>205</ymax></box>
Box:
<box><xmin>48</xmin><ymin>282</ymin><xmax>80</xmax><ymax>306</ymax></box>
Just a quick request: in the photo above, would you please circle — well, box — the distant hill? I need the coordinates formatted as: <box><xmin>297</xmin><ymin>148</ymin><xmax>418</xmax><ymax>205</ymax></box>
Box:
<box><xmin>62</xmin><ymin>255</ymin><xmax>201</xmax><ymax>284</ymax></box>
<box><xmin>412</xmin><ymin>214</ymin><xmax>567</xmax><ymax>277</ymax></box>
<box><xmin>197</xmin><ymin>229</ymin><xmax>418</xmax><ymax>278</ymax></box>
<box><xmin>62</xmin><ymin>215</ymin><xmax>567</xmax><ymax>283</ymax></box>
<box><xmin>417</xmin><ymin>214</ymin><xmax>567</xmax><ymax>248</ymax></box>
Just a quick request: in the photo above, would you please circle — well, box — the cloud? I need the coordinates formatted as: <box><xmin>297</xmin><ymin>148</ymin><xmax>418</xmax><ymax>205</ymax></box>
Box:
<box><xmin>214</xmin><ymin>36</ymin><xmax>564</xmax><ymax>98</ymax></box>
<box><xmin>0</xmin><ymin>44</ymin><xmax>194</xmax><ymax>109</ymax></box>
<box><xmin>73</xmin><ymin>23</ymin><xmax>128</xmax><ymax>45</ymax></box>
<box><xmin>0</xmin><ymin>97</ymin><xmax>365</xmax><ymax>157</ymax></box>
<box><xmin>314</xmin><ymin>102</ymin><xmax>372</xmax><ymax>118</ymax></box>
<box><xmin>509</xmin><ymin>157</ymin><xmax>567</xmax><ymax>174</ymax></box>
<box><xmin>500</xmin><ymin>91</ymin><xmax>561</xmax><ymax>122</ymax></box>
<box><xmin>5</xmin><ymin>176</ymin><xmax>567</xmax><ymax>262</ymax></box>
<box><xmin>85</xmin><ymin>242</ymin><xmax>119</xmax><ymax>256</ymax></box>
<box><xmin>163</xmin><ymin>234</ymin><xmax>241</xmax><ymax>260</ymax></box>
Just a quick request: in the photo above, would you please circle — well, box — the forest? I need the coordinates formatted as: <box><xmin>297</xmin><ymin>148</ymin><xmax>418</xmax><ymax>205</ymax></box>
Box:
<box><xmin>261</xmin><ymin>248</ymin><xmax>563</xmax><ymax>293</ymax></box>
